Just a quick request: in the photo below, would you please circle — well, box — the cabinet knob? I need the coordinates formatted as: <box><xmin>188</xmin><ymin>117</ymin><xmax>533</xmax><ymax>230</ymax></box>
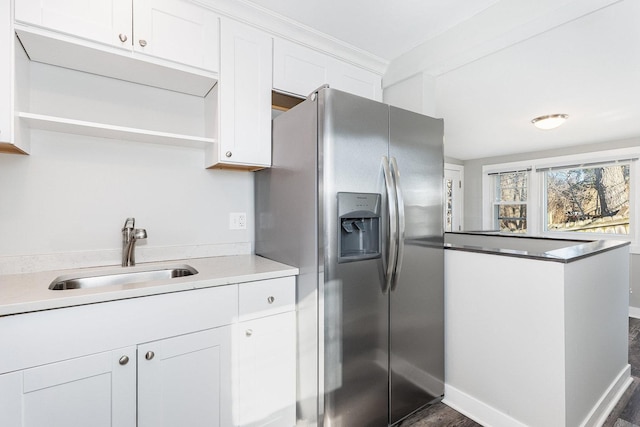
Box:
<box><xmin>145</xmin><ymin>351</ymin><xmax>155</xmax><ymax>360</ymax></box>
<box><xmin>119</xmin><ymin>355</ymin><xmax>129</xmax><ymax>365</ymax></box>
<box><xmin>245</xmin><ymin>329</ymin><xmax>253</xmax><ymax>337</ymax></box>
<box><xmin>139</xmin><ymin>39</ymin><xmax>147</xmax><ymax>47</ymax></box>
<box><xmin>118</xmin><ymin>33</ymin><xmax>128</xmax><ymax>43</ymax></box>
<box><xmin>225</xmin><ymin>151</ymin><xmax>233</xmax><ymax>158</ymax></box>
<box><xmin>267</xmin><ymin>296</ymin><xmax>275</xmax><ymax>304</ymax></box>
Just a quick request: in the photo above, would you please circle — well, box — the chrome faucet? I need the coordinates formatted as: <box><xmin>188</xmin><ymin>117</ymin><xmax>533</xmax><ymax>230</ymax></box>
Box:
<box><xmin>122</xmin><ymin>217</ymin><xmax>147</xmax><ymax>267</ymax></box>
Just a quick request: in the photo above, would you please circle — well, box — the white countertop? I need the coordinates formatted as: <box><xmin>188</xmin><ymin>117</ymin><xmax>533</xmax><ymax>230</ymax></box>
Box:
<box><xmin>0</xmin><ymin>255</ymin><xmax>298</xmax><ymax>317</ymax></box>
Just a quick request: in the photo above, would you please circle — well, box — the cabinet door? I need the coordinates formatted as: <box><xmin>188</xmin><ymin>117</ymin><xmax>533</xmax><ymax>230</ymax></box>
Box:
<box><xmin>273</xmin><ymin>37</ymin><xmax>330</xmax><ymax>97</ymax></box>
<box><xmin>330</xmin><ymin>59</ymin><xmax>382</xmax><ymax>101</ymax></box>
<box><xmin>0</xmin><ymin>0</ymin><xmax>12</xmax><ymax>148</ymax></box>
<box><xmin>15</xmin><ymin>0</ymin><xmax>131</xmax><ymax>50</ymax></box>
<box><xmin>133</xmin><ymin>0</ymin><xmax>219</xmax><ymax>72</ymax></box>
<box><xmin>0</xmin><ymin>347</ymin><xmax>136</xmax><ymax>427</ymax></box>
<box><xmin>138</xmin><ymin>326</ymin><xmax>232</xmax><ymax>427</ymax></box>
<box><xmin>237</xmin><ymin>312</ymin><xmax>296</xmax><ymax>427</ymax></box>
<box><xmin>215</xmin><ymin>18</ymin><xmax>272</xmax><ymax>168</ymax></box>
<box><xmin>273</xmin><ymin>37</ymin><xmax>382</xmax><ymax>101</ymax></box>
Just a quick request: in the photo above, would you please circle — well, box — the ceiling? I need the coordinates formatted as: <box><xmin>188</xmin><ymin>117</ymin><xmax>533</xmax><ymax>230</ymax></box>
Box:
<box><xmin>244</xmin><ymin>0</ymin><xmax>640</xmax><ymax>160</ymax></box>
<box><xmin>242</xmin><ymin>0</ymin><xmax>501</xmax><ymax>62</ymax></box>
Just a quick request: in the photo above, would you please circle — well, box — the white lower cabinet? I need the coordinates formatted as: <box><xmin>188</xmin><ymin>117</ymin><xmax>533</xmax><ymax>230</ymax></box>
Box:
<box><xmin>236</xmin><ymin>277</ymin><xmax>297</xmax><ymax>427</ymax></box>
<box><xmin>237</xmin><ymin>312</ymin><xmax>296</xmax><ymax>427</ymax></box>
<box><xmin>0</xmin><ymin>276</ymin><xmax>297</xmax><ymax>427</ymax></box>
<box><xmin>0</xmin><ymin>347</ymin><xmax>136</xmax><ymax>427</ymax></box>
<box><xmin>138</xmin><ymin>327</ymin><xmax>232</xmax><ymax>427</ymax></box>
<box><xmin>0</xmin><ymin>326</ymin><xmax>232</xmax><ymax>427</ymax></box>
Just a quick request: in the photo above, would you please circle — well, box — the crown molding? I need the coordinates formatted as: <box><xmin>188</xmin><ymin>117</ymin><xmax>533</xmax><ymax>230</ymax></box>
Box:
<box><xmin>193</xmin><ymin>0</ymin><xmax>388</xmax><ymax>74</ymax></box>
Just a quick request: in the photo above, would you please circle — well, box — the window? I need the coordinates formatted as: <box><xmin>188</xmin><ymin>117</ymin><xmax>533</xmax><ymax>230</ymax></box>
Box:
<box><xmin>544</xmin><ymin>163</ymin><xmax>630</xmax><ymax>234</ymax></box>
<box><xmin>483</xmin><ymin>148</ymin><xmax>638</xmax><ymax>241</ymax></box>
<box><xmin>491</xmin><ymin>170</ymin><xmax>528</xmax><ymax>233</ymax></box>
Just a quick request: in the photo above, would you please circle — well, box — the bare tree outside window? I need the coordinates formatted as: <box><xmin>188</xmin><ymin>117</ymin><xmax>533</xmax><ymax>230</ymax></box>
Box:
<box><xmin>493</xmin><ymin>171</ymin><xmax>528</xmax><ymax>233</ymax></box>
<box><xmin>546</xmin><ymin>164</ymin><xmax>630</xmax><ymax>234</ymax></box>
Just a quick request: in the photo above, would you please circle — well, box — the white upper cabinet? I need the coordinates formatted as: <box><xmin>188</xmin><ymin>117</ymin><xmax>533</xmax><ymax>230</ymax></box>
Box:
<box><xmin>15</xmin><ymin>0</ymin><xmax>131</xmax><ymax>50</ymax></box>
<box><xmin>14</xmin><ymin>0</ymin><xmax>219</xmax><ymax>96</ymax></box>
<box><xmin>206</xmin><ymin>18</ymin><xmax>272</xmax><ymax>170</ymax></box>
<box><xmin>331</xmin><ymin>59</ymin><xmax>383</xmax><ymax>101</ymax></box>
<box><xmin>132</xmin><ymin>0</ymin><xmax>219</xmax><ymax>72</ymax></box>
<box><xmin>0</xmin><ymin>0</ymin><xmax>29</xmax><ymax>154</ymax></box>
<box><xmin>273</xmin><ymin>38</ymin><xmax>330</xmax><ymax>98</ymax></box>
<box><xmin>0</xmin><ymin>0</ymin><xmax>15</xmax><ymax>152</ymax></box>
<box><xmin>273</xmin><ymin>37</ymin><xmax>382</xmax><ymax>101</ymax></box>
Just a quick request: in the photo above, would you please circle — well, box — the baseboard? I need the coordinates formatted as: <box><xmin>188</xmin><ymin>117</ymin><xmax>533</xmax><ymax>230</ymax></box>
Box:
<box><xmin>629</xmin><ymin>306</ymin><xmax>640</xmax><ymax>319</ymax></box>
<box><xmin>582</xmin><ymin>364</ymin><xmax>632</xmax><ymax>427</ymax></box>
<box><xmin>443</xmin><ymin>385</ymin><xmax>528</xmax><ymax>427</ymax></box>
<box><xmin>444</xmin><ymin>365</ymin><xmax>632</xmax><ymax>427</ymax></box>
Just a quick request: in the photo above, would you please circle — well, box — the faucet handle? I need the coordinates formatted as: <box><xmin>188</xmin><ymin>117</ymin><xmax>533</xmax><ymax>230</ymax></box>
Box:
<box><xmin>122</xmin><ymin>217</ymin><xmax>135</xmax><ymax>231</ymax></box>
<box><xmin>134</xmin><ymin>229</ymin><xmax>147</xmax><ymax>240</ymax></box>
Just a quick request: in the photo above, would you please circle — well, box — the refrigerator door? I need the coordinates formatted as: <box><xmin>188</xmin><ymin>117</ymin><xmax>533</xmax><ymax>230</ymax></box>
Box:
<box><xmin>319</xmin><ymin>88</ymin><xmax>391</xmax><ymax>427</ymax></box>
<box><xmin>388</xmin><ymin>106</ymin><xmax>445</xmax><ymax>424</ymax></box>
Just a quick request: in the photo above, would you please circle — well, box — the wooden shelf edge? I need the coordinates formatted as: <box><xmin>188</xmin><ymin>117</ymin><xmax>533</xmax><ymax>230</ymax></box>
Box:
<box><xmin>19</xmin><ymin>112</ymin><xmax>215</xmax><ymax>149</ymax></box>
<box><xmin>0</xmin><ymin>142</ymin><xmax>29</xmax><ymax>155</ymax></box>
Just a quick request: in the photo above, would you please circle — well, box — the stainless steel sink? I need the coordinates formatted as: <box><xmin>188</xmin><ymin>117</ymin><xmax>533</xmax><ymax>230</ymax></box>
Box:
<box><xmin>49</xmin><ymin>264</ymin><xmax>198</xmax><ymax>290</ymax></box>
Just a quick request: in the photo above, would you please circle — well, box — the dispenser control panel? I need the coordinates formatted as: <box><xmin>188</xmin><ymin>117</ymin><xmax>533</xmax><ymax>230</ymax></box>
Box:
<box><xmin>337</xmin><ymin>192</ymin><xmax>381</xmax><ymax>263</ymax></box>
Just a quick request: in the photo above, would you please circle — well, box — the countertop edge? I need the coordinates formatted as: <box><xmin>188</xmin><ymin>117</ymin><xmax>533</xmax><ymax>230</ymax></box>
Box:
<box><xmin>0</xmin><ymin>255</ymin><xmax>298</xmax><ymax>317</ymax></box>
<box><xmin>445</xmin><ymin>239</ymin><xmax>630</xmax><ymax>263</ymax></box>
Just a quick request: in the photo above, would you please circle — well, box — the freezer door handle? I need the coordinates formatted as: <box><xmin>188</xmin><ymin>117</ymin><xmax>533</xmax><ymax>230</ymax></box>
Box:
<box><xmin>390</xmin><ymin>157</ymin><xmax>405</xmax><ymax>292</ymax></box>
<box><xmin>382</xmin><ymin>156</ymin><xmax>398</xmax><ymax>294</ymax></box>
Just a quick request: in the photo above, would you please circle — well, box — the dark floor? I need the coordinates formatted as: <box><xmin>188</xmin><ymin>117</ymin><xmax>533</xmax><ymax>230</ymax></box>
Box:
<box><xmin>400</xmin><ymin>318</ymin><xmax>640</xmax><ymax>427</ymax></box>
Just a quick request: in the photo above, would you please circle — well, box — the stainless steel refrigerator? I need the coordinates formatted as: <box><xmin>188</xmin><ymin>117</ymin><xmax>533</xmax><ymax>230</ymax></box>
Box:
<box><xmin>255</xmin><ymin>87</ymin><xmax>444</xmax><ymax>426</ymax></box>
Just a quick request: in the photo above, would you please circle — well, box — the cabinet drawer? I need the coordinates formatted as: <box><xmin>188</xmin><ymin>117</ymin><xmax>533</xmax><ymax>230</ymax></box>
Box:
<box><xmin>239</xmin><ymin>277</ymin><xmax>295</xmax><ymax>321</ymax></box>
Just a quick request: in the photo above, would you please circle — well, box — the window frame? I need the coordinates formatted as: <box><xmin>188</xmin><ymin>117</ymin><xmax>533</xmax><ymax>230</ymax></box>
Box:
<box><xmin>541</xmin><ymin>161</ymin><xmax>631</xmax><ymax>236</ymax></box>
<box><xmin>482</xmin><ymin>147</ymin><xmax>640</xmax><ymax>247</ymax></box>
<box><xmin>490</xmin><ymin>169</ymin><xmax>530</xmax><ymax>233</ymax></box>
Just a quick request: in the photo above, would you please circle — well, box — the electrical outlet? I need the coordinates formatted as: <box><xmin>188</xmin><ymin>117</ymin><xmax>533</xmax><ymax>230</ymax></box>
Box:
<box><xmin>229</xmin><ymin>212</ymin><xmax>247</xmax><ymax>230</ymax></box>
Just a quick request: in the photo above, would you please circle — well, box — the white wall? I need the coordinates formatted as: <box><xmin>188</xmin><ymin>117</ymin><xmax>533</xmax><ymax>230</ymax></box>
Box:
<box><xmin>0</xmin><ymin>131</ymin><xmax>253</xmax><ymax>274</ymax></box>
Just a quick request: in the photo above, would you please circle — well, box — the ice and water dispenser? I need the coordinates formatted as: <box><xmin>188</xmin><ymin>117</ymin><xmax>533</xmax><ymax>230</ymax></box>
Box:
<box><xmin>337</xmin><ymin>192</ymin><xmax>381</xmax><ymax>263</ymax></box>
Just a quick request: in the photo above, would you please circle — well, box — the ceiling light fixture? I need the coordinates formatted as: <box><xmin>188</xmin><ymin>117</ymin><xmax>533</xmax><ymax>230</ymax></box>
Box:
<box><xmin>531</xmin><ymin>114</ymin><xmax>569</xmax><ymax>130</ymax></box>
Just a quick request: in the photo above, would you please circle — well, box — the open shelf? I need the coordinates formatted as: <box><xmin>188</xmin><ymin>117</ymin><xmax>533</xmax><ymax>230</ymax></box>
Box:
<box><xmin>19</xmin><ymin>112</ymin><xmax>215</xmax><ymax>149</ymax></box>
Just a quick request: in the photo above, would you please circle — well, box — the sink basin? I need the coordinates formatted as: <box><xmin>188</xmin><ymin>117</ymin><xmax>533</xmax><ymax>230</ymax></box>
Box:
<box><xmin>49</xmin><ymin>264</ymin><xmax>198</xmax><ymax>290</ymax></box>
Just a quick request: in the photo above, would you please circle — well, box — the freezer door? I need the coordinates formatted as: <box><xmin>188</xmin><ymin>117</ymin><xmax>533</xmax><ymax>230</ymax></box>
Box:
<box><xmin>388</xmin><ymin>106</ymin><xmax>445</xmax><ymax>424</ymax></box>
<box><xmin>319</xmin><ymin>88</ymin><xmax>391</xmax><ymax>427</ymax></box>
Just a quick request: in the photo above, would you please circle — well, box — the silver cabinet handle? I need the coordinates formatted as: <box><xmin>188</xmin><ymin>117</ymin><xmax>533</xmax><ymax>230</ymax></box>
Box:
<box><xmin>118</xmin><ymin>34</ymin><xmax>128</xmax><ymax>43</ymax></box>
<box><xmin>389</xmin><ymin>157</ymin><xmax>405</xmax><ymax>292</ymax></box>
<box><xmin>119</xmin><ymin>355</ymin><xmax>129</xmax><ymax>365</ymax></box>
<box><xmin>225</xmin><ymin>151</ymin><xmax>232</xmax><ymax>158</ymax></box>
<box><xmin>145</xmin><ymin>351</ymin><xmax>155</xmax><ymax>360</ymax></box>
<box><xmin>381</xmin><ymin>156</ymin><xmax>398</xmax><ymax>294</ymax></box>
<box><xmin>245</xmin><ymin>329</ymin><xmax>253</xmax><ymax>337</ymax></box>
<box><xmin>139</xmin><ymin>39</ymin><xmax>147</xmax><ymax>47</ymax></box>
<box><xmin>267</xmin><ymin>296</ymin><xmax>275</xmax><ymax>304</ymax></box>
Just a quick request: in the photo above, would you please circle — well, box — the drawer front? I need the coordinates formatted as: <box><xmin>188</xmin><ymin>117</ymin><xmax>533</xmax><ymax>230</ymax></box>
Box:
<box><xmin>0</xmin><ymin>283</ymin><xmax>238</xmax><ymax>374</ymax></box>
<box><xmin>239</xmin><ymin>276</ymin><xmax>295</xmax><ymax>321</ymax></box>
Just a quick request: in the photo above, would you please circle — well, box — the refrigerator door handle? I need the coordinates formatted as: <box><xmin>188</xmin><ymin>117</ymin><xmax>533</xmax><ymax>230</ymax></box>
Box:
<box><xmin>390</xmin><ymin>157</ymin><xmax>405</xmax><ymax>292</ymax></box>
<box><xmin>382</xmin><ymin>156</ymin><xmax>398</xmax><ymax>294</ymax></box>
